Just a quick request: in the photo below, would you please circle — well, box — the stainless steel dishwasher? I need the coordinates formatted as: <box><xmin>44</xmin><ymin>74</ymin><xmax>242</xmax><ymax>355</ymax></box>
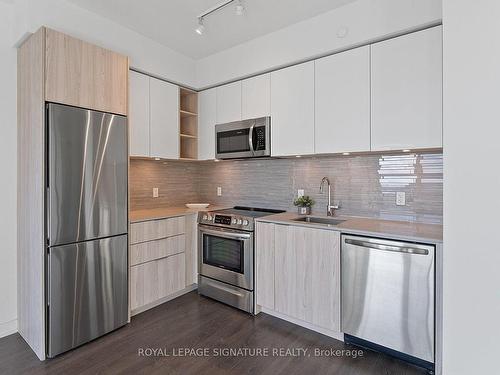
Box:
<box><xmin>341</xmin><ymin>235</ymin><xmax>435</xmax><ymax>370</ymax></box>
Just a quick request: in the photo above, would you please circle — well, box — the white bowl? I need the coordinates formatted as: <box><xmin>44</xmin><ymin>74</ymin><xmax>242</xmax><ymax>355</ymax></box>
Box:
<box><xmin>185</xmin><ymin>203</ymin><xmax>210</xmax><ymax>209</ymax></box>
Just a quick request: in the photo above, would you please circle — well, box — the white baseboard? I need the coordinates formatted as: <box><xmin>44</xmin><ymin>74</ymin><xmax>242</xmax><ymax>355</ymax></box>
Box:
<box><xmin>0</xmin><ymin>319</ymin><xmax>17</xmax><ymax>338</ymax></box>
<box><xmin>260</xmin><ymin>307</ymin><xmax>344</xmax><ymax>342</ymax></box>
<box><xmin>131</xmin><ymin>284</ymin><xmax>198</xmax><ymax>316</ymax></box>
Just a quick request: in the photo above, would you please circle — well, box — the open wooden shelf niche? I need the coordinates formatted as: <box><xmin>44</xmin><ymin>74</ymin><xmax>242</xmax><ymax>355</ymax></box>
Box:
<box><xmin>179</xmin><ymin>87</ymin><xmax>198</xmax><ymax>159</ymax></box>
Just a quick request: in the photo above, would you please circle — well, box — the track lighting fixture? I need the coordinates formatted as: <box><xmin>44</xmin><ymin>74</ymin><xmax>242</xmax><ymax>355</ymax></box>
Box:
<box><xmin>195</xmin><ymin>17</ymin><xmax>205</xmax><ymax>35</ymax></box>
<box><xmin>195</xmin><ymin>0</ymin><xmax>245</xmax><ymax>35</ymax></box>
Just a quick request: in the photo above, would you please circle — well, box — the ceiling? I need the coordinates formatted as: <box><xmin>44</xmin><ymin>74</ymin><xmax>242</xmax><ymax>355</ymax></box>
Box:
<box><xmin>67</xmin><ymin>0</ymin><xmax>358</xmax><ymax>59</ymax></box>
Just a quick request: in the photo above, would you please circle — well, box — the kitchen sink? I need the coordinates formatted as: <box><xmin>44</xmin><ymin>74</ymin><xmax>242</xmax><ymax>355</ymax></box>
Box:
<box><xmin>293</xmin><ymin>216</ymin><xmax>346</xmax><ymax>226</ymax></box>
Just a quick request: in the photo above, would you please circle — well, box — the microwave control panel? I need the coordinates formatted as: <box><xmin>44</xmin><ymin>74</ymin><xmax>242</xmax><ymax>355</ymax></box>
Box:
<box><xmin>254</xmin><ymin>127</ymin><xmax>266</xmax><ymax>150</ymax></box>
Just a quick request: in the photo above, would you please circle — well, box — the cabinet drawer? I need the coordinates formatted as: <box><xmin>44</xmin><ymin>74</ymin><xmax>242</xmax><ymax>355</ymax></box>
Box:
<box><xmin>130</xmin><ymin>216</ymin><xmax>185</xmax><ymax>244</ymax></box>
<box><xmin>130</xmin><ymin>234</ymin><xmax>185</xmax><ymax>266</ymax></box>
<box><xmin>130</xmin><ymin>253</ymin><xmax>186</xmax><ymax>311</ymax></box>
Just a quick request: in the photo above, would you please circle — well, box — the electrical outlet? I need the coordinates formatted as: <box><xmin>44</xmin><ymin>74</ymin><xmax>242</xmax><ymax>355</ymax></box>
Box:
<box><xmin>396</xmin><ymin>192</ymin><xmax>406</xmax><ymax>206</ymax></box>
<box><xmin>153</xmin><ymin>188</ymin><xmax>159</xmax><ymax>198</ymax></box>
<box><xmin>217</xmin><ymin>186</ymin><xmax>222</xmax><ymax>197</ymax></box>
<box><xmin>297</xmin><ymin>189</ymin><xmax>305</xmax><ymax>198</ymax></box>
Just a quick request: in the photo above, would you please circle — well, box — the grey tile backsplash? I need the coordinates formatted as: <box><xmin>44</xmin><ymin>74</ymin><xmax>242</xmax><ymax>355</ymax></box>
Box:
<box><xmin>130</xmin><ymin>152</ymin><xmax>443</xmax><ymax>224</ymax></box>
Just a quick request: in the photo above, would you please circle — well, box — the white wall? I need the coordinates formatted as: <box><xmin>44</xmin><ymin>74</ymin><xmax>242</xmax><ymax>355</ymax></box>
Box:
<box><xmin>11</xmin><ymin>0</ymin><xmax>197</xmax><ymax>87</ymax></box>
<box><xmin>0</xmin><ymin>1</ymin><xmax>18</xmax><ymax>338</ymax></box>
<box><xmin>0</xmin><ymin>0</ymin><xmax>197</xmax><ymax>339</ymax></box>
<box><xmin>442</xmin><ymin>1</ymin><xmax>500</xmax><ymax>374</ymax></box>
<box><xmin>195</xmin><ymin>0</ymin><xmax>442</xmax><ymax>88</ymax></box>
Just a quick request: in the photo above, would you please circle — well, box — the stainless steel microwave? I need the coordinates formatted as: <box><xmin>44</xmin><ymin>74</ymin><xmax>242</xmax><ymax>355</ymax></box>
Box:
<box><xmin>215</xmin><ymin>116</ymin><xmax>271</xmax><ymax>159</ymax></box>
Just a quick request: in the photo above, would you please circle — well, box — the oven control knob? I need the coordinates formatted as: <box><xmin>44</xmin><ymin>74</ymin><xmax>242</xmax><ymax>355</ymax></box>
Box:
<box><xmin>243</xmin><ymin>220</ymin><xmax>249</xmax><ymax>226</ymax></box>
<box><xmin>202</xmin><ymin>215</ymin><xmax>208</xmax><ymax>220</ymax></box>
<box><xmin>237</xmin><ymin>219</ymin><xmax>243</xmax><ymax>225</ymax></box>
<box><xmin>232</xmin><ymin>218</ymin><xmax>237</xmax><ymax>224</ymax></box>
<box><xmin>207</xmin><ymin>214</ymin><xmax>212</xmax><ymax>221</ymax></box>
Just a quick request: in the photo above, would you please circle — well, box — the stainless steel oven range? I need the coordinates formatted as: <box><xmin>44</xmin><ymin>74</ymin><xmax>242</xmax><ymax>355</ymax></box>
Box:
<box><xmin>198</xmin><ymin>206</ymin><xmax>285</xmax><ymax>313</ymax></box>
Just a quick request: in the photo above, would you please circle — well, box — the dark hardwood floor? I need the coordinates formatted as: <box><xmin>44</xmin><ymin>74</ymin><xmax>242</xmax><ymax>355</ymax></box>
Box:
<box><xmin>0</xmin><ymin>292</ymin><xmax>427</xmax><ymax>375</ymax></box>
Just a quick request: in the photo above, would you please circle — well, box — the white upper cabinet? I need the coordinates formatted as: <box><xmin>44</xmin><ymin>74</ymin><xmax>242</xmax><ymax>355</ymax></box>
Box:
<box><xmin>315</xmin><ymin>46</ymin><xmax>370</xmax><ymax>154</ymax></box>
<box><xmin>150</xmin><ymin>78</ymin><xmax>179</xmax><ymax>159</ymax></box>
<box><xmin>129</xmin><ymin>70</ymin><xmax>150</xmax><ymax>157</ymax></box>
<box><xmin>242</xmin><ymin>74</ymin><xmax>270</xmax><ymax>119</ymax></box>
<box><xmin>271</xmin><ymin>61</ymin><xmax>315</xmax><ymax>156</ymax></box>
<box><xmin>198</xmin><ymin>88</ymin><xmax>217</xmax><ymax>160</ymax></box>
<box><xmin>371</xmin><ymin>26</ymin><xmax>443</xmax><ymax>151</ymax></box>
<box><xmin>216</xmin><ymin>81</ymin><xmax>242</xmax><ymax>124</ymax></box>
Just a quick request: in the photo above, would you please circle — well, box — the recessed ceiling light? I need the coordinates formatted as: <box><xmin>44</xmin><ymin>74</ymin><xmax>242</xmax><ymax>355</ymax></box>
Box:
<box><xmin>342</xmin><ymin>152</ymin><xmax>350</xmax><ymax>156</ymax></box>
<box><xmin>402</xmin><ymin>149</ymin><xmax>411</xmax><ymax>152</ymax></box>
<box><xmin>295</xmin><ymin>155</ymin><xmax>301</xmax><ymax>158</ymax></box>
<box><xmin>154</xmin><ymin>157</ymin><xmax>161</xmax><ymax>161</ymax></box>
<box><xmin>195</xmin><ymin>17</ymin><xmax>205</xmax><ymax>35</ymax></box>
<box><xmin>214</xmin><ymin>159</ymin><xmax>220</xmax><ymax>162</ymax></box>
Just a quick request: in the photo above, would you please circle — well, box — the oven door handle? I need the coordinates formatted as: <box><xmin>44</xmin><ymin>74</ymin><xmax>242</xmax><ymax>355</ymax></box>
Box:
<box><xmin>199</xmin><ymin>227</ymin><xmax>252</xmax><ymax>240</ymax></box>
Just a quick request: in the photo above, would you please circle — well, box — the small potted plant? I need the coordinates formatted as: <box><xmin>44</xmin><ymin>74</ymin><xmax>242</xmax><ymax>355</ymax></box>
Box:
<box><xmin>294</xmin><ymin>195</ymin><xmax>314</xmax><ymax>215</ymax></box>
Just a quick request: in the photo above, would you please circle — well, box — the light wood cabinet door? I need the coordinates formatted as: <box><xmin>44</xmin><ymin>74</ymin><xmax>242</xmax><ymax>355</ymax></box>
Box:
<box><xmin>371</xmin><ymin>26</ymin><xmax>442</xmax><ymax>151</ymax></box>
<box><xmin>184</xmin><ymin>214</ymin><xmax>198</xmax><ymax>286</ymax></box>
<box><xmin>275</xmin><ymin>225</ymin><xmax>341</xmax><ymax>332</ymax></box>
<box><xmin>271</xmin><ymin>62</ymin><xmax>315</xmax><ymax>156</ymax></box>
<box><xmin>255</xmin><ymin>222</ymin><xmax>275</xmax><ymax>310</ymax></box>
<box><xmin>150</xmin><ymin>78</ymin><xmax>179</xmax><ymax>159</ymax></box>
<box><xmin>216</xmin><ymin>81</ymin><xmax>242</xmax><ymax>124</ymax></box>
<box><xmin>315</xmin><ymin>46</ymin><xmax>370</xmax><ymax>154</ymax></box>
<box><xmin>129</xmin><ymin>71</ymin><xmax>150</xmax><ymax>157</ymax></box>
<box><xmin>198</xmin><ymin>88</ymin><xmax>217</xmax><ymax>160</ymax></box>
<box><xmin>242</xmin><ymin>74</ymin><xmax>270</xmax><ymax>120</ymax></box>
<box><xmin>45</xmin><ymin>28</ymin><xmax>128</xmax><ymax>115</ymax></box>
<box><xmin>130</xmin><ymin>253</ymin><xmax>186</xmax><ymax>311</ymax></box>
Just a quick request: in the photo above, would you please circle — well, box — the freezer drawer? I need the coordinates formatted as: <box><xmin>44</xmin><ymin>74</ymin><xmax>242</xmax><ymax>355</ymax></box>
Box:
<box><xmin>47</xmin><ymin>103</ymin><xmax>128</xmax><ymax>246</ymax></box>
<box><xmin>341</xmin><ymin>235</ymin><xmax>435</xmax><ymax>363</ymax></box>
<box><xmin>48</xmin><ymin>235</ymin><xmax>128</xmax><ymax>357</ymax></box>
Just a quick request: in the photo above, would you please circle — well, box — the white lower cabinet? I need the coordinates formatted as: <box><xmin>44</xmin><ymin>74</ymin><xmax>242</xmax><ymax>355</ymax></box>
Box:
<box><xmin>256</xmin><ymin>222</ymin><xmax>341</xmax><ymax>333</ymax></box>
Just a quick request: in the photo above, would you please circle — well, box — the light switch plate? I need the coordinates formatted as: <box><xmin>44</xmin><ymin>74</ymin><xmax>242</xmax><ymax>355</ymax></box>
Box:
<box><xmin>396</xmin><ymin>191</ymin><xmax>406</xmax><ymax>206</ymax></box>
<box><xmin>297</xmin><ymin>189</ymin><xmax>305</xmax><ymax>198</ymax></box>
<box><xmin>217</xmin><ymin>186</ymin><xmax>222</xmax><ymax>196</ymax></box>
<box><xmin>153</xmin><ymin>188</ymin><xmax>159</xmax><ymax>198</ymax></box>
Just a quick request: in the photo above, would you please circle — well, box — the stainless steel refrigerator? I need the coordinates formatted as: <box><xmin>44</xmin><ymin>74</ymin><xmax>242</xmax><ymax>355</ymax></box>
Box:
<box><xmin>46</xmin><ymin>103</ymin><xmax>128</xmax><ymax>357</ymax></box>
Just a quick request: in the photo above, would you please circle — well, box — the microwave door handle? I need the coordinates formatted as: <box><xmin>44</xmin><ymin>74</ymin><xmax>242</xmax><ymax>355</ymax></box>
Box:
<box><xmin>248</xmin><ymin>121</ymin><xmax>255</xmax><ymax>154</ymax></box>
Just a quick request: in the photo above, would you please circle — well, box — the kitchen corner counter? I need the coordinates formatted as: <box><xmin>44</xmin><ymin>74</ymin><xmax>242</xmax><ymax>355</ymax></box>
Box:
<box><xmin>255</xmin><ymin>212</ymin><xmax>443</xmax><ymax>244</ymax></box>
<box><xmin>129</xmin><ymin>205</ymin><xmax>229</xmax><ymax>223</ymax></box>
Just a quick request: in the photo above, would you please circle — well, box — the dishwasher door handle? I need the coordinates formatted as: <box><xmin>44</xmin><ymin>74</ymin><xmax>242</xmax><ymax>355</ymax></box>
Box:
<box><xmin>344</xmin><ymin>238</ymin><xmax>429</xmax><ymax>255</ymax></box>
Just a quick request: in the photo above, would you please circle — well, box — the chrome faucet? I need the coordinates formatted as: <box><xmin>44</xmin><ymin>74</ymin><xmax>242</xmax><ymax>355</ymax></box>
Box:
<box><xmin>319</xmin><ymin>177</ymin><xmax>339</xmax><ymax>216</ymax></box>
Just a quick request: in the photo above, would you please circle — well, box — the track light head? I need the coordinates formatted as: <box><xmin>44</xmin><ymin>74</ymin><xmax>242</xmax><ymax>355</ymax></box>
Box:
<box><xmin>235</xmin><ymin>0</ymin><xmax>245</xmax><ymax>16</ymax></box>
<box><xmin>195</xmin><ymin>17</ymin><xmax>205</xmax><ymax>35</ymax></box>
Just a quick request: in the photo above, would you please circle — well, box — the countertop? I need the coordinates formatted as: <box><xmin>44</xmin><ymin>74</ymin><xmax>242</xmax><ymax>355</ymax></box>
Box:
<box><xmin>256</xmin><ymin>212</ymin><xmax>443</xmax><ymax>244</ymax></box>
<box><xmin>129</xmin><ymin>205</ymin><xmax>229</xmax><ymax>223</ymax></box>
<box><xmin>130</xmin><ymin>206</ymin><xmax>443</xmax><ymax>244</ymax></box>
